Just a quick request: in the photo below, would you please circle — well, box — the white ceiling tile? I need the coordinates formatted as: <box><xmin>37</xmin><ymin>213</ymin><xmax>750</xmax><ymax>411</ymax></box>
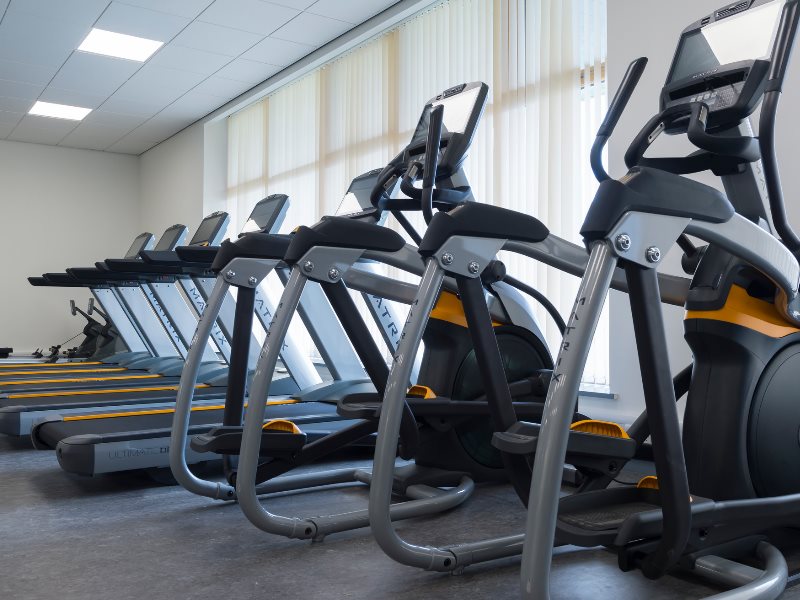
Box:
<box><xmin>159</xmin><ymin>91</ymin><xmax>225</xmax><ymax>119</ymax></box>
<box><xmin>60</xmin><ymin>122</ymin><xmax>130</xmax><ymax>151</ymax></box>
<box><xmin>81</xmin><ymin>109</ymin><xmax>148</xmax><ymax>129</ymax></box>
<box><xmin>198</xmin><ymin>0</ymin><xmax>298</xmax><ymax>36</ymax></box>
<box><xmin>107</xmin><ymin>131</ymin><xmax>162</xmax><ymax>154</ymax></box>
<box><xmin>171</xmin><ymin>21</ymin><xmax>262</xmax><ymax>56</ymax></box>
<box><xmin>147</xmin><ymin>44</ymin><xmax>232</xmax><ymax>76</ymax></box>
<box><xmin>7</xmin><ymin>115</ymin><xmax>79</xmax><ymax>145</ymax></box>
<box><xmin>113</xmin><ymin>0</ymin><xmax>213</xmax><ymax>19</ymax></box>
<box><xmin>6</xmin><ymin>0</ymin><xmax>108</xmax><ymax>25</ymax></box>
<box><xmin>0</xmin><ymin>110</ymin><xmax>23</xmax><ymax>126</ymax></box>
<box><xmin>109</xmin><ymin>118</ymin><xmax>188</xmax><ymax>152</ymax></box>
<box><xmin>95</xmin><ymin>2</ymin><xmax>191</xmax><ymax>42</ymax></box>
<box><xmin>214</xmin><ymin>58</ymin><xmax>280</xmax><ymax>84</ymax></box>
<box><xmin>97</xmin><ymin>95</ymin><xmax>162</xmax><ymax>118</ymax></box>
<box><xmin>39</xmin><ymin>86</ymin><xmax>107</xmax><ymax>109</ymax></box>
<box><xmin>50</xmin><ymin>53</ymin><xmax>141</xmax><ymax>97</ymax></box>
<box><xmin>0</xmin><ymin>59</ymin><xmax>59</xmax><ymax>86</ymax></box>
<box><xmin>269</xmin><ymin>11</ymin><xmax>351</xmax><ymax>46</ymax></box>
<box><xmin>0</xmin><ymin>11</ymin><xmax>89</xmax><ymax>68</ymax></box>
<box><xmin>113</xmin><ymin>65</ymin><xmax>207</xmax><ymax>105</ymax></box>
<box><xmin>0</xmin><ymin>79</ymin><xmax>45</xmax><ymax>100</ymax></box>
<box><xmin>269</xmin><ymin>0</ymin><xmax>315</xmax><ymax>9</ymax></box>
<box><xmin>307</xmin><ymin>0</ymin><xmax>398</xmax><ymax>24</ymax></box>
<box><xmin>137</xmin><ymin>114</ymin><xmax>191</xmax><ymax>138</ymax></box>
<box><xmin>0</xmin><ymin>96</ymin><xmax>36</xmax><ymax>113</ymax></box>
<box><xmin>191</xmin><ymin>75</ymin><xmax>253</xmax><ymax>99</ymax></box>
<box><xmin>0</xmin><ymin>122</ymin><xmax>16</xmax><ymax>138</ymax></box>
<box><xmin>242</xmin><ymin>36</ymin><xmax>314</xmax><ymax>67</ymax></box>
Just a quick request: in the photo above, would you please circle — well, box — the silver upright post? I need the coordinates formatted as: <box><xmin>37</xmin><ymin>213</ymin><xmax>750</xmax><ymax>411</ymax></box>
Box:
<box><xmin>236</xmin><ymin>267</ymin><xmax>311</xmax><ymax>536</ymax></box>
<box><xmin>521</xmin><ymin>240</ymin><xmax>617</xmax><ymax>599</ymax></box>
<box><xmin>169</xmin><ymin>277</ymin><xmax>233</xmax><ymax>499</ymax></box>
<box><xmin>368</xmin><ymin>259</ymin><xmax>457</xmax><ymax>569</ymax></box>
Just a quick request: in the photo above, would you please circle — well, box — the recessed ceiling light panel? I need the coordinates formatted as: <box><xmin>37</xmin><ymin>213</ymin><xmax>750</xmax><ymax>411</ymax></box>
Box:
<box><xmin>29</xmin><ymin>101</ymin><xmax>92</xmax><ymax>121</ymax></box>
<box><xmin>78</xmin><ymin>28</ymin><xmax>163</xmax><ymax>62</ymax></box>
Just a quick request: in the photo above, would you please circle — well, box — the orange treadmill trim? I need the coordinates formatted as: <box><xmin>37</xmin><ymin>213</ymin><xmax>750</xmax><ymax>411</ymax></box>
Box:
<box><xmin>63</xmin><ymin>399</ymin><xmax>299</xmax><ymax>421</ymax></box>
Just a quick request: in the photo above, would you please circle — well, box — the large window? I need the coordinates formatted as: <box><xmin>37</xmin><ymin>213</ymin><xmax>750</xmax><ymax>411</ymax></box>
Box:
<box><xmin>227</xmin><ymin>0</ymin><xmax>609</xmax><ymax>386</ymax></box>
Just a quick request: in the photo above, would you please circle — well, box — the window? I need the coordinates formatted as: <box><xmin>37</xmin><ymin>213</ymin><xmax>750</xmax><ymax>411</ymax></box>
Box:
<box><xmin>227</xmin><ymin>0</ymin><xmax>609</xmax><ymax>386</ymax></box>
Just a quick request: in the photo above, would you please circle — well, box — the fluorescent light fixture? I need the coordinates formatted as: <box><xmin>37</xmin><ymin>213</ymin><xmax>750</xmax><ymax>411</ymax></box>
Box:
<box><xmin>78</xmin><ymin>28</ymin><xmax>163</xmax><ymax>62</ymax></box>
<box><xmin>29</xmin><ymin>100</ymin><xmax>92</xmax><ymax>121</ymax></box>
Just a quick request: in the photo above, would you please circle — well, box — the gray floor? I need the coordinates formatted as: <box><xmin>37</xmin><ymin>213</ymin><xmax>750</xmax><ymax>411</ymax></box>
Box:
<box><xmin>1</xmin><ymin>437</ymin><xmax>798</xmax><ymax>600</ymax></box>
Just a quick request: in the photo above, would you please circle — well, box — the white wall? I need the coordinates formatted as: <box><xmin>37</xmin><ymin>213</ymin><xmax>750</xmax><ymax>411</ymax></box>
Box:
<box><xmin>603</xmin><ymin>0</ymin><xmax>800</xmax><ymax>423</ymax></box>
<box><xmin>0</xmin><ymin>140</ymin><xmax>140</xmax><ymax>352</ymax></box>
<box><xmin>139</xmin><ymin>122</ymin><xmax>206</xmax><ymax>237</ymax></box>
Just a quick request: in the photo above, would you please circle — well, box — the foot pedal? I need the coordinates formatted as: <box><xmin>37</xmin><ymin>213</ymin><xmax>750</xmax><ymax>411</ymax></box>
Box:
<box><xmin>337</xmin><ymin>392</ymin><xmax>381</xmax><ymax>418</ymax></box>
<box><xmin>190</xmin><ymin>421</ymin><xmax>308</xmax><ymax>457</ymax></box>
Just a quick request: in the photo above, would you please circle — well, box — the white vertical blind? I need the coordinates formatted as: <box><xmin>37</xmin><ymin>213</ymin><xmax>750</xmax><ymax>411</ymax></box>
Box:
<box><xmin>226</xmin><ymin>0</ymin><xmax>609</xmax><ymax>385</ymax></box>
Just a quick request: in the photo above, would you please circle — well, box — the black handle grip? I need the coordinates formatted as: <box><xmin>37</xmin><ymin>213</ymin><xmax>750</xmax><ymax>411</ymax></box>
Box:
<box><xmin>686</xmin><ymin>102</ymin><xmax>760</xmax><ymax>162</ymax></box>
<box><xmin>598</xmin><ymin>57</ymin><xmax>648</xmax><ymax>137</ymax></box>
<box><xmin>422</xmin><ymin>104</ymin><xmax>445</xmax><ymax>225</ymax></box>
<box><xmin>592</xmin><ymin>57</ymin><xmax>648</xmax><ymax>181</ymax></box>
<box><xmin>768</xmin><ymin>0</ymin><xmax>800</xmax><ymax>90</ymax></box>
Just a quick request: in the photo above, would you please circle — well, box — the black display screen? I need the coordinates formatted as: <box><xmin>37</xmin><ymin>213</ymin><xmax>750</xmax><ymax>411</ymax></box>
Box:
<box><xmin>668</xmin><ymin>0</ymin><xmax>784</xmax><ymax>83</ymax></box>
<box><xmin>190</xmin><ymin>214</ymin><xmax>227</xmax><ymax>245</ymax></box>
<box><xmin>409</xmin><ymin>85</ymin><xmax>482</xmax><ymax>151</ymax></box>
<box><xmin>124</xmin><ymin>233</ymin><xmax>153</xmax><ymax>258</ymax></box>
<box><xmin>241</xmin><ymin>197</ymin><xmax>285</xmax><ymax>233</ymax></box>
<box><xmin>154</xmin><ymin>226</ymin><xmax>187</xmax><ymax>251</ymax></box>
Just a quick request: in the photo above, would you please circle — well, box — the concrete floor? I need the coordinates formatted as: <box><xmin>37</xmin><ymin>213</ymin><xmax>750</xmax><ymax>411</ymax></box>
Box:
<box><xmin>1</xmin><ymin>436</ymin><xmax>798</xmax><ymax>600</ymax></box>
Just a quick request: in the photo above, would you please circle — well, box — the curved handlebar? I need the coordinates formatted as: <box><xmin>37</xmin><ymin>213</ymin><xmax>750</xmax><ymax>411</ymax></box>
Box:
<box><xmin>422</xmin><ymin>105</ymin><xmax>445</xmax><ymax>225</ymax></box>
<box><xmin>686</xmin><ymin>102</ymin><xmax>760</xmax><ymax>162</ymax></box>
<box><xmin>591</xmin><ymin>57</ymin><xmax>648</xmax><ymax>182</ymax></box>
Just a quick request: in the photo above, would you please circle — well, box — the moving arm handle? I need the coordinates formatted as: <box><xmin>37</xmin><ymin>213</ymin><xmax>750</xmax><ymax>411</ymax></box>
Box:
<box><xmin>591</xmin><ymin>57</ymin><xmax>648</xmax><ymax>182</ymax></box>
<box><xmin>421</xmin><ymin>104</ymin><xmax>444</xmax><ymax>225</ymax></box>
<box><xmin>686</xmin><ymin>102</ymin><xmax>760</xmax><ymax>162</ymax></box>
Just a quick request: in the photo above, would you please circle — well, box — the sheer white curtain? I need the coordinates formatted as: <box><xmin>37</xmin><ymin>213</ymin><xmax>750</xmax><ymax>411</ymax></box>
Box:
<box><xmin>226</xmin><ymin>0</ymin><xmax>609</xmax><ymax>385</ymax></box>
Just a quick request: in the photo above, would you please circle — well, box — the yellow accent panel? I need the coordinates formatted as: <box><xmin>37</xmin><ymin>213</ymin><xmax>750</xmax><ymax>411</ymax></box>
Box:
<box><xmin>407</xmin><ymin>385</ymin><xmax>436</xmax><ymax>399</ymax></box>
<box><xmin>63</xmin><ymin>398</ymin><xmax>298</xmax><ymax>421</ymax></box>
<box><xmin>637</xmin><ymin>476</ymin><xmax>659</xmax><ymax>490</ymax></box>
<box><xmin>570</xmin><ymin>420</ymin><xmax>630</xmax><ymax>439</ymax></box>
<box><xmin>0</xmin><ymin>374</ymin><xmax>161</xmax><ymax>386</ymax></box>
<box><xmin>685</xmin><ymin>285</ymin><xmax>800</xmax><ymax>338</ymax></box>
<box><xmin>429</xmin><ymin>291</ymin><xmax>503</xmax><ymax>328</ymax></box>
<box><xmin>6</xmin><ymin>384</ymin><xmax>209</xmax><ymax>399</ymax></box>
<box><xmin>0</xmin><ymin>362</ymin><xmax>103</xmax><ymax>368</ymax></box>
<box><xmin>0</xmin><ymin>368</ymin><xmax>126</xmax><ymax>377</ymax></box>
<box><xmin>262</xmin><ymin>419</ymin><xmax>302</xmax><ymax>434</ymax></box>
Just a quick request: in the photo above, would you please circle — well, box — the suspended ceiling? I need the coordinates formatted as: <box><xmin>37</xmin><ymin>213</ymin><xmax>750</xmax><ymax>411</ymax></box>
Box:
<box><xmin>0</xmin><ymin>0</ymin><xmax>399</xmax><ymax>154</ymax></box>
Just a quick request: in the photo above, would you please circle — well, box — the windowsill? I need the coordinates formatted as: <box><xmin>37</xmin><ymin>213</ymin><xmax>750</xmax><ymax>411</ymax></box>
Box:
<box><xmin>578</xmin><ymin>383</ymin><xmax>614</xmax><ymax>400</ymax></box>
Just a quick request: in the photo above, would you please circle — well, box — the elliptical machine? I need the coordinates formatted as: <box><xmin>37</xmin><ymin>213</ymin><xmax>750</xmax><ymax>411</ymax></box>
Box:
<box><xmin>518</xmin><ymin>1</ymin><xmax>800</xmax><ymax>598</ymax></box>
<box><xmin>368</xmin><ymin>2</ymin><xmax>800</xmax><ymax>597</ymax></box>
<box><xmin>174</xmin><ymin>83</ymin><xmax>567</xmax><ymax>539</ymax></box>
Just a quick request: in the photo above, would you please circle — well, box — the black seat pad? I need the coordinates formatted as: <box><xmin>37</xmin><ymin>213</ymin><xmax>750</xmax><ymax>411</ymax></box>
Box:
<box><xmin>418</xmin><ymin>203</ymin><xmax>550</xmax><ymax>257</ymax></box>
<box><xmin>210</xmin><ymin>233</ymin><xmax>292</xmax><ymax>272</ymax></box>
<box><xmin>581</xmin><ymin>166</ymin><xmax>734</xmax><ymax>241</ymax></box>
<box><xmin>283</xmin><ymin>217</ymin><xmax>405</xmax><ymax>265</ymax></box>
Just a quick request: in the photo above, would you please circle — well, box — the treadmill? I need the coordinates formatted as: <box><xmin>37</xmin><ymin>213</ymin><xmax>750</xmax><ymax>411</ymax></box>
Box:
<box><xmin>31</xmin><ymin>176</ymin><xmax>409</xmax><ymax>476</ymax></box>
<box><xmin>2</xmin><ymin>232</ymin><xmax>161</xmax><ymax>373</ymax></box>
<box><xmin>1</xmin><ymin>227</ymin><xmax>191</xmax><ymax>382</ymax></box>
<box><xmin>0</xmin><ymin>199</ymin><xmax>314</xmax><ymax>436</ymax></box>
<box><xmin>0</xmin><ymin>216</ymin><xmax>232</xmax><ymax>394</ymax></box>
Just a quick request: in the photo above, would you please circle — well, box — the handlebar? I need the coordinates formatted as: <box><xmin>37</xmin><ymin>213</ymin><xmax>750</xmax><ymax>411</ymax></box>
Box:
<box><xmin>686</xmin><ymin>102</ymin><xmax>760</xmax><ymax>162</ymax></box>
<box><xmin>591</xmin><ymin>57</ymin><xmax>648</xmax><ymax>182</ymax></box>
<box><xmin>422</xmin><ymin>104</ymin><xmax>445</xmax><ymax>225</ymax></box>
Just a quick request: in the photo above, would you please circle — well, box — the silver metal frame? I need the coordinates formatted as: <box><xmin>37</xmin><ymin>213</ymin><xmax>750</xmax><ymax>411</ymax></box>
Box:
<box><xmin>367</xmin><ymin>238</ymin><xmax>543</xmax><ymax>571</ymax></box>
<box><xmin>235</xmin><ymin>263</ymin><xmax>473</xmax><ymax>538</ymax></box>
<box><xmin>522</xmin><ymin>209</ymin><xmax>800</xmax><ymax>598</ymax></box>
